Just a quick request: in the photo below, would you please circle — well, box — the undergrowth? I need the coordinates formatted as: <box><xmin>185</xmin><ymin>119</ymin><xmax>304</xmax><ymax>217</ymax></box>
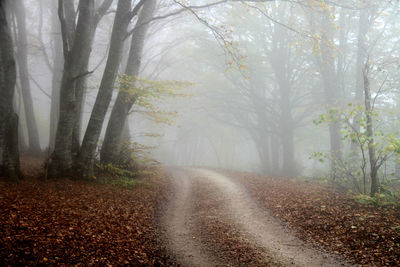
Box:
<box><xmin>94</xmin><ymin>162</ymin><xmax>159</xmax><ymax>189</ymax></box>
<box><xmin>353</xmin><ymin>193</ymin><xmax>400</xmax><ymax>208</ymax></box>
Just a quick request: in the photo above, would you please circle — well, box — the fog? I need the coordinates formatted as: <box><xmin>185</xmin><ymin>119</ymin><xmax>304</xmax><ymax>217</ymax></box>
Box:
<box><xmin>3</xmin><ymin>1</ymin><xmax>400</xmax><ymax>264</ymax></box>
<box><xmin>6</xmin><ymin>0</ymin><xmax>400</xmax><ymax>187</ymax></box>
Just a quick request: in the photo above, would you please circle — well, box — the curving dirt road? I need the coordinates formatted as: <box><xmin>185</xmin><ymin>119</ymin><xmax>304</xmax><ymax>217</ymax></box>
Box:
<box><xmin>162</xmin><ymin>167</ymin><xmax>351</xmax><ymax>266</ymax></box>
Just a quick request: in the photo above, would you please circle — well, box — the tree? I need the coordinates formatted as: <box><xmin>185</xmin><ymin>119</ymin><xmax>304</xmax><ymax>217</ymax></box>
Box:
<box><xmin>0</xmin><ymin>0</ymin><xmax>21</xmax><ymax>181</ymax></box>
<box><xmin>305</xmin><ymin>4</ymin><xmax>346</xmax><ymax>180</ymax></box>
<box><xmin>350</xmin><ymin>3</ymin><xmax>376</xmax><ymax>153</ymax></box>
<box><xmin>363</xmin><ymin>63</ymin><xmax>379</xmax><ymax>196</ymax></box>
<box><xmin>48</xmin><ymin>0</ymin><xmax>112</xmax><ymax>178</ymax></box>
<box><xmin>78</xmin><ymin>0</ymin><xmax>146</xmax><ymax>178</ymax></box>
<box><xmin>101</xmin><ymin>0</ymin><xmax>157</xmax><ymax>165</ymax></box>
<box><xmin>48</xmin><ymin>0</ymin><xmax>64</xmax><ymax>152</ymax></box>
<box><xmin>181</xmin><ymin>2</ymin><xmax>314</xmax><ymax>175</ymax></box>
<box><xmin>12</xmin><ymin>0</ymin><xmax>42</xmax><ymax>154</ymax></box>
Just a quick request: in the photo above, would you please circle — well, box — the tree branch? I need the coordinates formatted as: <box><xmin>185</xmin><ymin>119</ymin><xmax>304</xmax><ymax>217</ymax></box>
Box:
<box><xmin>37</xmin><ymin>0</ymin><xmax>53</xmax><ymax>72</ymax></box>
<box><xmin>72</xmin><ymin>71</ymin><xmax>94</xmax><ymax>82</ymax></box>
<box><xmin>129</xmin><ymin>0</ymin><xmax>147</xmax><ymax>21</ymax></box>
<box><xmin>29</xmin><ymin>74</ymin><xmax>51</xmax><ymax>99</ymax></box>
<box><xmin>94</xmin><ymin>0</ymin><xmax>113</xmax><ymax>26</ymax></box>
<box><xmin>58</xmin><ymin>0</ymin><xmax>70</xmax><ymax>58</ymax></box>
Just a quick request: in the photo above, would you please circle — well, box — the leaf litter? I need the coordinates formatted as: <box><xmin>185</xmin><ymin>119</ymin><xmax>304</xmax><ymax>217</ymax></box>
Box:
<box><xmin>225</xmin><ymin>171</ymin><xmax>400</xmax><ymax>266</ymax></box>
<box><xmin>0</xmin><ymin>158</ymin><xmax>174</xmax><ymax>266</ymax></box>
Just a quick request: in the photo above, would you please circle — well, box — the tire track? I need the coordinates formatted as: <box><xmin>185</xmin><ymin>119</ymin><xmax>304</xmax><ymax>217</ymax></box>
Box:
<box><xmin>192</xmin><ymin>168</ymin><xmax>351</xmax><ymax>267</ymax></box>
<box><xmin>163</xmin><ymin>167</ymin><xmax>351</xmax><ymax>266</ymax></box>
<box><xmin>163</xmin><ymin>168</ymin><xmax>219</xmax><ymax>266</ymax></box>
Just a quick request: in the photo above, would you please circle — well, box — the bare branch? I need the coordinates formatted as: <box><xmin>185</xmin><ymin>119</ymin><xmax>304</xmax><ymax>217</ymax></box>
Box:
<box><xmin>129</xmin><ymin>0</ymin><xmax>147</xmax><ymax>21</ymax></box>
<box><xmin>72</xmin><ymin>71</ymin><xmax>94</xmax><ymax>82</ymax></box>
<box><xmin>125</xmin><ymin>0</ymin><xmax>274</xmax><ymax>39</ymax></box>
<box><xmin>94</xmin><ymin>0</ymin><xmax>113</xmax><ymax>26</ymax></box>
<box><xmin>29</xmin><ymin>74</ymin><xmax>51</xmax><ymax>99</ymax></box>
<box><xmin>37</xmin><ymin>0</ymin><xmax>53</xmax><ymax>72</ymax></box>
<box><xmin>244</xmin><ymin>2</ymin><xmax>317</xmax><ymax>40</ymax></box>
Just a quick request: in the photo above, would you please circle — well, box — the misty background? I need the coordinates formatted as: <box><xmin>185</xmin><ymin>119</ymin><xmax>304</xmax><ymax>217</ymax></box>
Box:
<box><xmin>7</xmin><ymin>0</ymin><xmax>400</xmax><ymax>191</ymax></box>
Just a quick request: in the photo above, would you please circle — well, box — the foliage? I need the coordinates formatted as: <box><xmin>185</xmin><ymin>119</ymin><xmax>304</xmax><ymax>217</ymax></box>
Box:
<box><xmin>110</xmin><ymin>74</ymin><xmax>194</xmax><ymax>171</ymax></box>
<box><xmin>99</xmin><ymin>175</ymin><xmax>147</xmax><ymax>189</ymax></box>
<box><xmin>117</xmin><ymin>74</ymin><xmax>193</xmax><ymax>126</ymax></box>
<box><xmin>353</xmin><ymin>193</ymin><xmax>400</xmax><ymax>208</ymax></box>
<box><xmin>117</xmin><ymin>140</ymin><xmax>159</xmax><ymax>167</ymax></box>
<box><xmin>312</xmin><ymin>104</ymin><xmax>400</xmax><ymax>194</ymax></box>
<box><xmin>97</xmin><ymin>140</ymin><xmax>160</xmax><ymax>186</ymax></box>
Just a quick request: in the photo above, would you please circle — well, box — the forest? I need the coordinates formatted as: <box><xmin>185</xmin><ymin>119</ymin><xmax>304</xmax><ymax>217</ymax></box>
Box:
<box><xmin>1</xmin><ymin>0</ymin><xmax>400</xmax><ymax>265</ymax></box>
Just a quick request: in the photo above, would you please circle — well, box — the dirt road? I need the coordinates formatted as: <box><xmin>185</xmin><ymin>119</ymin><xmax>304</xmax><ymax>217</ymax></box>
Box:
<box><xmin>161</xmin><ymin>167</ymin><xmax>351</xmax><ymax>266</ymax></box>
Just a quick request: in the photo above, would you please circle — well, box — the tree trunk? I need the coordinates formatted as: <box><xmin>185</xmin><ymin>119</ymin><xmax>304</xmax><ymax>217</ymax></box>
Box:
<box><xmin>13</xmin><ymin>0</ymin><xmax>41</xmax><ymax>154</ymax></box>
<box><xmin>14</xmin><ymin>86</ymin><xmax>28</xmax><ymax>152</ymax></box>
<box><xmin>3</xmin><ymin>113</ymin><xmax>22</xmax><ymax>181</ymax></box>
<box><xmin>363</xmin><ymin>64</ymin><xmax>379</xmax><ymax>196</ymax></box>
<box><xmin>101</xmin><ymin>0</ymin><xmax>157</xmax><ymax>164</ymax></box>
<box><xmin>318</xmin><ymin>10</ymin><xmax>342</xmax><ymax>180</ymax></box>
<box><xmin>48</xmin><ymin>0</ymin><xmax>95</xmax><ymax>178</ymax></box>
<box><xmin>270</xmin><ymin>50</ymin><xmax>296</xmax><ymax>176</ymax></box>
<box><xmin>0</xmin><ymin>0</ymin><xmax>22</xmax><ymax>181</ymax></box>
<box><xmin>351</xmin><ymin>7</ymin><xmax>371</xmax><ymax>152</ymax></box>
<box><xmin>257</xmin><ymin>137</ymin><xmax>272</xmax><ymax>174</ymax></box>
<box><xmin>281</xmin><ymin>121</ymin><xmax>295</xmax><ymax>176</ymax></box>
<box><xmin>78</xmin><ymin>0</ymin><xmax>133</xmax><ymax>177</ymax></box>
<box><xmin>279</xmin><ymin>83</ymin><xmax>296</xmax><ymax>177</ymax></box>
<box><xmin>270</xmin><ymin>135</ymin><xmax>280</xmax><ymax>174</ymax></box>
<box><xmin>49</xmin><ymin>0</ymin><xmax>64</xmax><ymax>151</ymax></box>
<box><xmin>71</xmin><ymin>60</ymin><xmax>88</xmax><ymax>159</ymax></box>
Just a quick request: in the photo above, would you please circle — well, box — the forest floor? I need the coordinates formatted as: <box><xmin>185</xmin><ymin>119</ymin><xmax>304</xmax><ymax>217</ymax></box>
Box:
<box><xmin>0</xmin><ymin>157</ymin><xmax>174</xmax><ymax>266</ymax></box>
<box><xmin>1</xmin><ymin>158</ymin><xmax>399</xmax><ymax>266</ymax></box>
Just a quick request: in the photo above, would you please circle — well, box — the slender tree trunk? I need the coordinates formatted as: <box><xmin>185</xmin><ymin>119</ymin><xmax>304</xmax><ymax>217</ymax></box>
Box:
<box><xmin>281</xmin><ymin>119</ymin><xmax>295</xmax><ymax>176</ymax></box>
<box><xmin>78</xmin><ymin>0</ymin><xmax>133</xmax><ymax>177</ymax></box>
<box><xmin>258</xmin><ymin>139</ymin><xmax>271</xmax><ymax>174</ymax></box>
<box><xmin>363</xmin><ymin>64</ymin><xmax>379</xmax><ymax>196</ymax></box>
<box><xmin>270</xmin><ymin>135</ymin><xmax>280</xmax><ymax>174</ymax></box>
<box><xmin>279</xmin><ymin>83</ymin><xmax>296</xmax><ymax>176</ymax></box>
<box><xmin>318</xmin><ymin>10</ymin><xmax>342</xmax><ymax>180</ymax></box>
<box><xmin>101</xmin><ymin>0</ymin><xmax>157</xmax><ymax>164</ymax></box>
<box><xmin>14</xmin><ymin>86</ymin><xmax>28</xmax><ymax>152</ymax></box>
<box><xmin>253</xmin><ymin>130</ymin><xmax>272</xmax><ymax>174</ymax></box>
<box><xmin>306</xmin><ymin>7</ymin><xmax>343</xmax><ymax>180</ymax></box>
<box><xmin>49</xmin><ymin>1</ymin><xmax>63</xmax><ymax>151</ymax></box>
<box><xmin>13</xmin><ymin>0</ymin><xmax>41</xmax><ymax>154</ymax></box>
<box><xmin>0</xmin><ymin>0</ymin><xmax>21</xmax><ymax>181</ymax></box>
<box><xmin>271</xmin><ymin>64</ymin><xmax>296</xmax><ymax>176</ymax></box>
<box><xmin>351</xmin><ymin>7</ymin><xmax>370</xmax><ymax>152</ymax></box>
<box><xmin>269</xmin><ymin>8</ymin><xmax>297</xmax><ymax>177</ymax></box>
